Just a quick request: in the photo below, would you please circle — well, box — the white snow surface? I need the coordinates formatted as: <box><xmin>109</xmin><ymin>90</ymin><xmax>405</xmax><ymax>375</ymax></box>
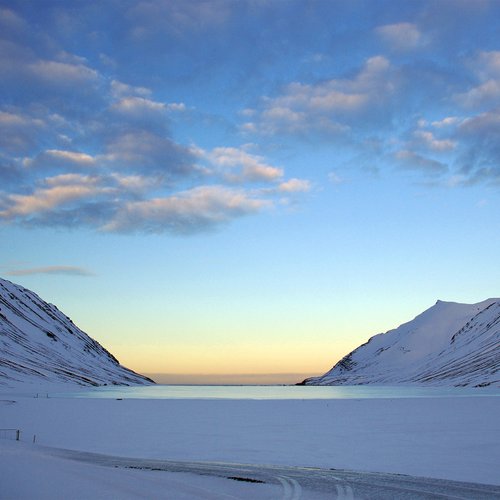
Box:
<box><xmin>0</xmin><ymin>439</ymin><xmax>281</xmax><ymax>500</ymax></box>
<box><xmin>0</xmin><ymin>390</ymin><xmax>499</xmax><ymax>496</ymax></box>
<box><xmin>305</xmin><ymin>298</ymin><xmax>500</xmax><ymax>387</ymax></box>
<box><xmin>0</xmin><ymin>277</ymin><xmax>153</xmax><ymax>387</ymax></box>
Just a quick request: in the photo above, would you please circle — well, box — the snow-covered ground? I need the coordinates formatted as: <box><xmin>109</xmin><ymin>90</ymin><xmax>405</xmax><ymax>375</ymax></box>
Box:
<box><xmin>1</xmin><ymin>385</ymin><xmax>499</xmax><ymax>499</ymax></box>
<box><xmin>0</xmin><ymin>439</ymin><xmax>282</xmax><ymax>500</ymax></box>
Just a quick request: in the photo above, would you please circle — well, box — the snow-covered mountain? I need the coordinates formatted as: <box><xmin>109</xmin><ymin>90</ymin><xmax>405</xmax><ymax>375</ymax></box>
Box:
<box><xmin>0</xmin><ymin>277</ymin><xmax>153</xmax><ymax>387</ymax></box>
<box><xmin>303</xmin><ymin>299</ymin><xmax>500</xmax><ymax>387</ymax></box>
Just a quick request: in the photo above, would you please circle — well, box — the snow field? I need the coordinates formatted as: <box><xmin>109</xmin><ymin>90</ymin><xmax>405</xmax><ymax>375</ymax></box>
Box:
<box><xmin>0</xmin><ymin>440</ymin><xmax>280</xmax><ymax>499</ymax></box>
<box><xmin>1</xmin><ymin>395</ymin><xmax>499</xmax><ymax>487</ymax></box>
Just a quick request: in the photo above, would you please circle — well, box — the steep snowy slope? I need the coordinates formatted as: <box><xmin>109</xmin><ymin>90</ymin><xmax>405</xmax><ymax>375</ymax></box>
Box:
<box><xmin>0</xmin><ymin>277</ymin><xmax>154</xmax><ymax>387</ymax></box>
<box><xmin>303</xmin><ymin>299</ymin><xmax>499</xmax><ymax>387</ymax></box>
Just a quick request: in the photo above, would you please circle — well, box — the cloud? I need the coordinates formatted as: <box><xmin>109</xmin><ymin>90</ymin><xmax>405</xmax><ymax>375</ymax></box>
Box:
<box><xmin>277</xmin><ymin>178</ymin><xmax>312</xmax><ymax>193</ymax></box>
<box><xmin>328</xmin><ymin>172</ymin><xmax>344</xmax><ymax>185</ymax></box>
<box><xmin>28</xmin><ymin>59</ymin><xmax>99</xmax><ymax>87</ymax></box>
<box><xmin>462</xmin><ymin>167</ymin><xmax>500</xmax><ymax>187</ymax></box>
<box><xmin>109</xmin><ymin>173</ymin><xmax>157</xmax><ymax>193</ymax></box>
<box><xmin>0</xmin><ymin>55</ymin><xmax>305</xmax><ymax>237</ymax></box>
<box><xmin>201</xmin><ymin>146</ymin><xmax>284</xmax><ymax>183</ymax></box>
<box><xmin>0</xmin><ymin>173</ymin><xmax>136</xmax><ymax>229</ymax></box>
<box><xmin>0</xmin><ymin>41</ymin><xmax>100</xmax><ymax>94</ymax></box>
<box><xmin>412</xmin><ymin>130</ymin><xmax>456</xmax><ymax>152</ymax></box>
<box><xmin>0</xmin><ymin>42</ymin><xmax>197</xmax><ymax>183</ymax></box>
<box><xmin>431</xmin><ymin>117</ymin><xmax>461</xmax><ymax>128</ymax></box>
<box><xmin>0</xmin><ymin>164</ymin><xmax>293</xmax><ymax>234</ymax></box>
<box><xmin>165</xmin><ymin>102</ymin><xmax>186</xmax><ymax>112</ymax></box>
<box><xmin>24</xmin><ymin>149</ymin><xmax>96</xmax><ymax>172</ymax></box>
<box><xmin>455</xmin><ymin>80</ymin><xmax>500</xmax><ymax>109</ymax></box>
<box><xmin>0</xmin><ymin>154</ymin><xmax>23</xmax><ymax>187</ymax></box>
<box><xmin>103</xmin><ymin>185</ymin><xmax>271</xmax><ymax>234</ymax></box>
<box><xmin>0</xmin><ymin>34</ymin><xmax>105</xmax><ymax>125</ymax></box>
<box><xmin>473</xmin><ymin>51</ymin><xmax>500</xmax><ymax>80</ymax></box>
<box><xmin>375</xmin><ymin>22</ymin><xmax>424</xmax><ymax>51</ymax></box>
<box><xmin>105</xmin><ymin>96</ymin><xmax>186</xmax><ymax>141</ymax></box>
<box><xmin>111</xmin><ymin>96</ymin><xmax>167</xmax><ymax>115</ymax></box>
<box><xmin>0</xmin><ymin>182</ymin><xmax>106</xmax><ymax>219</ymax></box>
<box><xmin>107</xmin><ymin>97</ymin><xmax>173</xmax><ymax>135</ymax></box>
<box><xmin>245</xmin><ymin>55</ymin><xmax>395</xmax><ymax>136</ymax></box>
<box><xmin>0</xmin><ymin>110</ymin><xmax>43</xmax><ymax>127</ymax></box>
<box><xmin>103</xmin><ymin>130</ymin><xmax>197</xmax><ymax>178</ymax></box>
<box><xmin>110</xmin><ymin>80</ymin><xmax>152</xmax><ymax>98</ymax></box>
<box><xmin>454</xmin><ymin>108</ymin><xmax>500</xmax><ymax>186</ymax></box>
<box><xmin>5</xmin><ymin>0</ymin><xmax>497</xmax><ymax>240</ymax></box>
<box><xmin>459</xmin><ymin>108</ymin><xmax>500</xmax><ymax>136</ymax></box>
<box><xmin>454</xmin><ymin>51</ymin><xmax>500</xmax><ymax>109</ymax></box>
<box><xmin>110</xmin><ymin>80</ymin><xmax>186</xmax><ymax>114</ymax></box>
<box><xmin>394</xmin><ymin>150</ymin><xmax>448</xmax><ymax>176</ymax></box>
<box><xmin>0</xmin><ymin>109</ymin><xmax>46</xmax><ymax>153</ymax></box>
<box><xmin>0</xmin><ymin>7</ymin><xmax>28</xmax><ymax>33</ymax></box>
<box><xmin>127</xmin><ymin>0</ymin><xmax>232</xmax><ymax>39</ymax></box>
<box><xmin>6</xmin><ymin>266</ymin><xmax>94</xmax><ymax>277</ymax></box>
<box><xmin>45</xmin><ymin>150</ymin><xmax>95</xmax><ymax>165</ymax></box>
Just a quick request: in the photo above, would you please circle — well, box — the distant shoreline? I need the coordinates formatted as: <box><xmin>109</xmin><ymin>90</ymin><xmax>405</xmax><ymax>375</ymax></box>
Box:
<box><xmin>142</xmin><ymin>372</ymin><xmax>321</xmax><ymax>385</ymax></box>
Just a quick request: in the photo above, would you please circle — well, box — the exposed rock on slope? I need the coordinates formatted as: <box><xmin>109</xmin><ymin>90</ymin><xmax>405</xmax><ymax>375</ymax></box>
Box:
<box><xmin>303</xmin><ymin>299</ymin><xmax>499</xmax><ymax>387</ymax></box>
<box><xmin>0</xmin><ymin>277</ymin><xmax>154</xmax><ymax>386</ymax></box>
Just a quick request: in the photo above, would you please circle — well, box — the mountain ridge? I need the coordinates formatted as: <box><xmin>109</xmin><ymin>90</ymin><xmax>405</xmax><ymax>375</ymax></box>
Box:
<box><xmin>0</xmin><ymin>277</ymin><xmax>154</xmax><ymax>387</ymax></box>
<box><xmin>302</xmin><ymin>298</ymin><xmax>500</xmax><ymax>387</ymax></box>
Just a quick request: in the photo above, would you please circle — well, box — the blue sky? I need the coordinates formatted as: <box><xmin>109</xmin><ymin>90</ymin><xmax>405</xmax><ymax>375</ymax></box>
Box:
<box><xmin>1</xmin><ymin>0</ymin><xmax>499</xmax><ymax>383</ymax></box>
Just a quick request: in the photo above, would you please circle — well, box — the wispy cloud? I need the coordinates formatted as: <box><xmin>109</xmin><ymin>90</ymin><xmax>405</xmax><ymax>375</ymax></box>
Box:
<box><xmin>127</xmin><ymin>0</ymin><xmax>233</xmax><ymax>39</ymax></box>
<box><xmin>0</xmin><ymin>7</ymin><xmax>28</xmax><ymax>32</ymax></box>
<box><xmin>102</xmin><ymin>131</ymin><xmax>197</xmax><ymax>178</ymax></box>
<box><xmin>375</xmin><ymin>22</ymin><xmax>425</xmax><ymax>51</ymax></box>
<box><xmin>454</xmin><ymin>51</ymin><xmax>500</xmax><ymax>109</ymax></box>
<box><xmin>328</xmin><ymin>172</ymin><xmax>344</xmax><ymax>185</ymax></box>
<box><xmin>0</xmin><ymin>175</ymin><xmax>108</xmax><ymax>219</ymax></box>
<box><xmin>28</xmin><ymin>59</ymin><xmax>99</xmax><ymax>87</ymax></box>
<box><xmin>276</xmin><ymin>178</ymin><xmax>312</xmax><ymax>193</ymax></box>
<box><xmin>454</xmin><ymin>108</ymin><xmax>500</xmax><ymax>186</ymax></box>
<box><xmin>412</xmin><ymin>130</ymin><xmax>456</xmax><ymax>152</ymax></box>
<box><xmin>110</xmin><ymin>79</ymin><xmax>152</xmax><ymax>98</ymax></box>
<box><xmin>199</xmin><ymin>146</ymin><xmax>284</xmax><ymax>184</ymax></box>
<box><xmin>394</xmin><ymin>150</ymin><xmax>448</xmax><ymax>176</ymax></box>
<box><xmin>431</xmin><ymin>117</ymin><xmax>462</xmax><ymax>128</ymax></box>
<box><xmin>0</xmin><ymin>109</ymin><xmax>46</xmax><ymax>154</ymax></box>
<box><xmin>244</xmin><ymin>56</ymin><xmax>395</xmax><ymax>137</ymax></box>
<box><xmin>23</xmin><ymin>149</ymin><xmax>96</xmax><ymax>172</ymax></box>
<box><xmin>6</xmin><ymin>266</ymin><xmax>94</xmax><ymax>277</ymax></box>
<box><xmin>103</xmin><ymin>185</ymin><xmax>272</xmax><ymax>234</ymax></box>
<box><xmin>110</xmin><ymin>96</ymin><xmax>168</xmax><ymax>120</ymax></box>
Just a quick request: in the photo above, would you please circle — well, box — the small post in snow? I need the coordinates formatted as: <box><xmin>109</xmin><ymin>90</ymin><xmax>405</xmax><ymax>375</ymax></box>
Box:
<box><xmin>16</xmin><ymin>430</ymin><xmax>20</xmax><ymax>441</ymax></box>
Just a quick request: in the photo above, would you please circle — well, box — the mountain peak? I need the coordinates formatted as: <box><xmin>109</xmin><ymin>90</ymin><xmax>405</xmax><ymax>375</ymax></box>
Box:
<box><xmin>0</xmin><ymin>277</ymin><xmax>154</xmax><ymax>387</ymax></box>
<box><xmin>304</xmin><ymin>298</ymin><xmax>499</xmax><ymax>388</ymax></box>
<box><xmin>435</xmin><ymin>298</ymin><xmax>499</xmax><ymax>305</ymax></box>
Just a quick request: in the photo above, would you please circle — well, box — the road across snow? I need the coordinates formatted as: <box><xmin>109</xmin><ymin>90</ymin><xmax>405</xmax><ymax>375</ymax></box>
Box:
<box><xmin>2</xmin><ymin>441</ymin><xmax>500</xmax><ymax>499</ymax></box>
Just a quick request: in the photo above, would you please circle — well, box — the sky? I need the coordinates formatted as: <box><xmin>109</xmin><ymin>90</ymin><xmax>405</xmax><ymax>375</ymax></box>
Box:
<box><xmin>0</xmin><ymin>0</ymin><xmax>499</xmax><ymax>384</ymax></box>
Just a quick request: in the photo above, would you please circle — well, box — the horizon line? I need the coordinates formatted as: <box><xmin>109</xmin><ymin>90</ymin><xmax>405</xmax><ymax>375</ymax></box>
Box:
<box><xmin>142</xmin><ymin>372</ymin><xmax>322</xmax><ymax>385</ymax></box>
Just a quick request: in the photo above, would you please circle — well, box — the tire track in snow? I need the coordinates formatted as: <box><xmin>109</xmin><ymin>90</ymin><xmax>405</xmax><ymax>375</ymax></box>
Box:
<box><xmin>277</xmin><ymin>475</ymin><xmax>302</xmax><ymax>500</ymax></box>
<box><xmin>41</xmin><ymin>445</ymin><xmax>500</xmax><ymax>499</ymax></box>
<box><xmin>334</xmin><ymin>483</ymin><xmax>354</xmax><ymax>499</ymax></box>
